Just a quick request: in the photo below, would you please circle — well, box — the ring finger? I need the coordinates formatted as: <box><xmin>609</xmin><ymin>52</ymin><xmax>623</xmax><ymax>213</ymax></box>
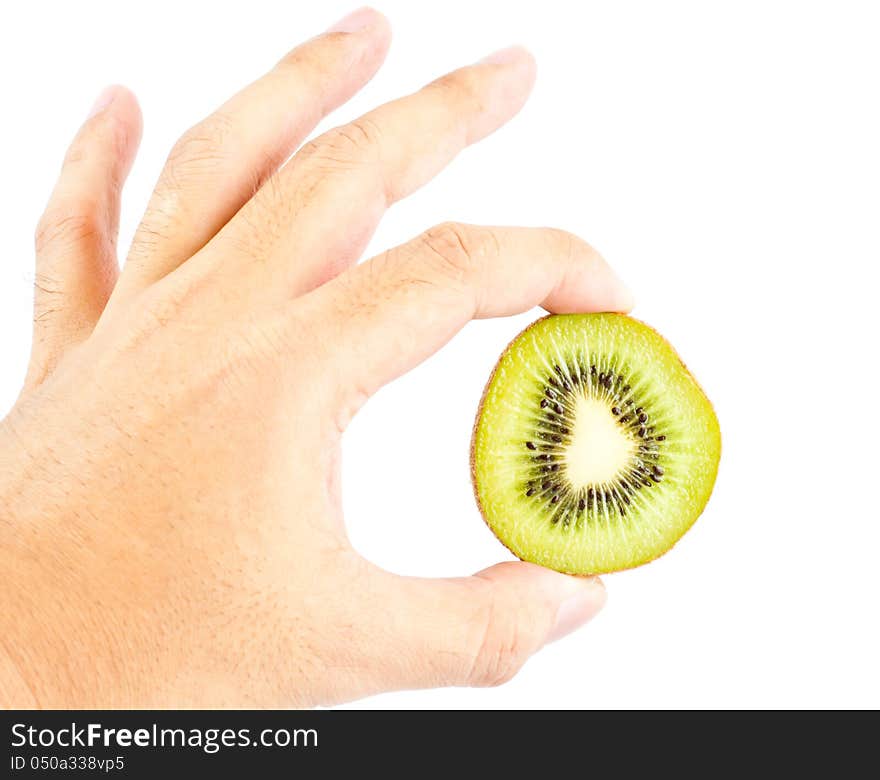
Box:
<box><xmin>112</xmin><ymin>7</ymin><xmax>391</xmax><ymax>305</ymax></box>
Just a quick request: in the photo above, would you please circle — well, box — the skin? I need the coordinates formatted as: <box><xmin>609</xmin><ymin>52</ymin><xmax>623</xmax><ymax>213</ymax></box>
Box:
<box><xmin>0</xmin><ymin>7</ymin><xmax>633</xmax><ymax>708</ymax></box>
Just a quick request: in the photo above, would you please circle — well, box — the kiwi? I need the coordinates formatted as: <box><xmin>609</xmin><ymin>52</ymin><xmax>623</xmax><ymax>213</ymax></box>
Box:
<box><xmin>470</xmin><ymin>313</ymin><xmax>720</xmax><ymax>575</ymax></box>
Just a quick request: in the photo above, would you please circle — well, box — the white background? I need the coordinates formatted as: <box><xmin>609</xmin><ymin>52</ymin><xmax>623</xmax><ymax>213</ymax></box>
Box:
<box><xmin>1</xmin><ymin>1</ymin><xmax>878</xmax><ymax>709</ymax></box>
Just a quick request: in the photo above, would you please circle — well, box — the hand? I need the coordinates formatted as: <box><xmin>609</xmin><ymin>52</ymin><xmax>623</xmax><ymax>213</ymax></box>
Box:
<box><xmin>0</xmin><ymin>7</ymin><xmax>632</xmax><ymax>708</ymax></box>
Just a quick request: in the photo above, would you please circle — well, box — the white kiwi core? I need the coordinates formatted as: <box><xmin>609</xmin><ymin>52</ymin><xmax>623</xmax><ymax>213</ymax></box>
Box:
<box><xmin>564</xmin><ymin>395</ymin><xmax>635</xmax><ymax>487</ymax></box>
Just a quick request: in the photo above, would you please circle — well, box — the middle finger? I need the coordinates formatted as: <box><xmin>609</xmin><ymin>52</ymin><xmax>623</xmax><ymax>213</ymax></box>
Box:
<box><xmin>212</xmin><ymin>46</ymin><xmax>535</xmax><ymax>299</ymax></box>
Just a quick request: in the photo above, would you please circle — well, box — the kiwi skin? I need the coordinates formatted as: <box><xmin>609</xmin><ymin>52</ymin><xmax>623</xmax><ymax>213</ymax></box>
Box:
<box><xmin>469</xmin><ymin>313</ymin><xmax>721</xmax><ymax>575</ymax></box>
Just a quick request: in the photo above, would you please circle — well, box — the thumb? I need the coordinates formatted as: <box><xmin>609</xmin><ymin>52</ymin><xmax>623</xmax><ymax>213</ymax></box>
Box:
<box><xmin>370</xmin><ymin>561</ymin><xmax>606</xmax><ymax>690</ymax></box>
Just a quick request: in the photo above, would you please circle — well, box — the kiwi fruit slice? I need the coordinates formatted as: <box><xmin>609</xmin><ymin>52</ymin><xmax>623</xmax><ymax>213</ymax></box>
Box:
<box><xmin>471</xmin><ymin>313</ymin><xmax>720</xmax><ymax>574</ymax></box>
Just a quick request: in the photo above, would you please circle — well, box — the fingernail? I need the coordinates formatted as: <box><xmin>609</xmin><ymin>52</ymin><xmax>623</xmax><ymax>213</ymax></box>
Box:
<box><xmin>480</xmin><ymin>45</ymin><xmax>531</xmax><ymax>66</ymax></box>
<box><xmin>327</xmin><ymin>6</ymin><xmax>379</xmax><ymax>33</ymax></box>
<box><xmin>87</xmin><ymin>86</ymin><xmax>116</xmax><ymax>120</ymax></box>
<box><xmin>547</xmin><ymin>578</ymin><xmax>606</xmax><ymax>644</ymax></box>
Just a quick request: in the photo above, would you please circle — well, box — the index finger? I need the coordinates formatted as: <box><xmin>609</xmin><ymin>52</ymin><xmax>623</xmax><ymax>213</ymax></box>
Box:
<box><xmin>301</xmin><ymin>223</ymin><xmax>633</xmax><ymax>415</ymax></box>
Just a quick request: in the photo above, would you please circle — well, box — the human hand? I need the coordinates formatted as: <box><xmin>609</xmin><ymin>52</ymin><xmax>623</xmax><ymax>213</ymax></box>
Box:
<box><xmin>0</xmin><ymin>7</ymin><xmax>632</xmax><ymax>708</ymax></box>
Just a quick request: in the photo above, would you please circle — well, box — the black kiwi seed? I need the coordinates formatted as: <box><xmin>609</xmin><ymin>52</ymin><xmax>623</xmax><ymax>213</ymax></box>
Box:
<box><xmin>554</xmin><ymin>403</ymin><xmax>563</xmax><ymax>414</ymax></box>
<box><xmin>526</xmin><ymin>488</ymin><xmax>535</xmax><ymax>496</ymax></box>
<box><xmin>656</xmin><ymin>435</ymin><xmax>666</xmax><ymax>441</ymax></box>
<box><xmin>612</xmin><ymin>406</ymin><xmax>621</xmax><ymax>415</ymax></box>
<box><xmin>526</xmin><ymin>441</ymin><xmax>536</xmax><ymax>450</ymax></box>
<box><xmin>542</xmin><ymin>480</ymin><xmax>552</xmax><ymax>490</ymax></box>
<box><xmin>638</xmin><ymin>412</ymin><xmax>648</xmax><ymax>423</ymax></box>
<box><xmin>552</xmin><ymin>434</ymin><xmax>562</xmax><ymax>443</ymax></box>
<box><xmin>620</xmin><ymin>415</ymin><xmax>631</xmax><ymax>423</ymax></box>
<box><xmin>578</xmin><ymin>498</ymin><xmax>586</xmax><ymax>511</ymax></box>
<box><xmin>540</xmin><ymin>399</ymin><xmax>548</xmax><ymax>409</ymax></box>
<box><xmin>653</xmin><ymin>466</ymin><xmax>664</xmax><ymax>476</ymax></box>
<box><xmin>638</xmin><ymin>426</ymin><xmax>647</xmax><ymax>437</ymax></box>
<box><xmin>651</xmin><ymin>474</ymin><xmax>662</xmax><ymax>483</ymax></box>
<box><xmin>551</xmin><ymin>495</ymin><xmax>560</xmax><ymax>504</ymax></box>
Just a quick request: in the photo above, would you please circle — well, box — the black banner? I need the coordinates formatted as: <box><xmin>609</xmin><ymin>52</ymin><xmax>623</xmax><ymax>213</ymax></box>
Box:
<box><xmin>1</xmin><ymin>709</ymin><xmax>871</xmax><ymax>775</ymax></box>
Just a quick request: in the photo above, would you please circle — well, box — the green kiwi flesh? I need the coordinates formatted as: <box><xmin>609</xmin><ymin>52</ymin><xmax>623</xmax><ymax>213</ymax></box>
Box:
<box><xmin>471</xmin><ymin>314</ymin><xmax>720</xmax><ymax>574</ymax></box>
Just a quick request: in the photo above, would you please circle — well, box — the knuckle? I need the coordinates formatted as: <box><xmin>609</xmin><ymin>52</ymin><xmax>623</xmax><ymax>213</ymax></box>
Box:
<box><xmin>541</xmin><ymin>227</ymin><xmax>600</xmax><ymax>269</ymax></box>
<box><xmin>552</xmin><ymin>228</ymin><xmax>588</xmax><ymax>261</ymax></box>
<box><xmin>464</xmin><ymin>595</ymin><xmax>530</xmax><ymax>687</ymax></box>
<box><xmin>276</xmin><ymin>45</ymin><xmax>310</xmax><ymax>71</ymax></box>
<box><xmin>68</xmin><ymin>110</ymin><xmax>130</xmax><ymax>166</ymax></box>
<box><xmin>276</xmin><ymin>45</ymin><xmax>332</xmax><ymax>85</ymax></box>
<box><xmin>420</xmin><ymin>222</ymin><xmax>493</xmax><ymax>284</ymax></box>
<box><xmin>34</xmin><ymin>201</ymin><xmax>103</xmax><ymax>256</ymax></box>
<box><xmin>546</xmin><ymin>226</ymin><xmax>577</xmax><ymax>249</ymax></box>
<box><xmin>431</xmin><ymin>68</ymin><xmax>486</xmax><ymax>113</ymax></box>
<box><xmin>300</xmin><ymin>118</ymin><xmax>382</xmax><ymax>168</ymax></box>
<box><xmin>164</xmin><ymin>113</ymin><xmax>235</xmax><ymax>184</ymax></box>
